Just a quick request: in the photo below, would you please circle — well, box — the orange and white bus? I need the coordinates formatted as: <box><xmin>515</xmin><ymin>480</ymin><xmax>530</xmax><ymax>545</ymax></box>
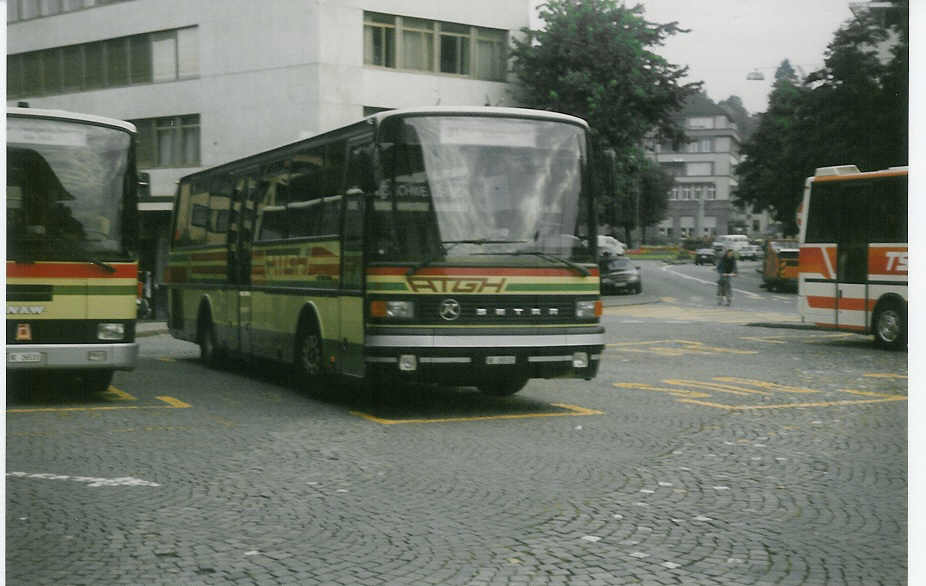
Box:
<box><xmin>165</xmin><ymin>107</ymin><xmax>604</xmax><ymax>396</ymax></box>
<box><xmin>6</xmin><ymin>107</ymin><xmax>141</xmax><ymax>391</ymax></box>
<box><xmin>798</xmin><ymin>165</ymin><xmax>908</xmax><ymax>348</ymax></box>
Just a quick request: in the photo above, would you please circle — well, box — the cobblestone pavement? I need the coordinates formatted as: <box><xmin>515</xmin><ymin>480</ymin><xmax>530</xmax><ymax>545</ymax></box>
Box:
<box><xmin>5</xmin><ymin>311</ymin><xmax>907</xmax><ymax>585</ymax></box>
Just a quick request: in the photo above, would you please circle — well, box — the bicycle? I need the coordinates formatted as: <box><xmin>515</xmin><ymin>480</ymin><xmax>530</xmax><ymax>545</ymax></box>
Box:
<box><xmin>717</xmin><ymin>273</ymin><xmax>735</xmax><ymax>306</ymax></box>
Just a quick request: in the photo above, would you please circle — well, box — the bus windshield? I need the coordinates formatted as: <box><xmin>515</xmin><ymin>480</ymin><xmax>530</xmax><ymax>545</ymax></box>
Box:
<box><xmin>371</xmin><ymin>115</ymin><xmax>591</xmax><ymax>264</ymax></box>
<box><xmin>6</xmin><ymin>116</ymin><xmax>133</xmax><ymax>261</ymax></box>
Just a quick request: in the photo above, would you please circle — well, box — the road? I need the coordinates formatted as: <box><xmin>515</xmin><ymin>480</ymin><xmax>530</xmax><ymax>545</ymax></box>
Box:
<box><xmin>6</xmin><ymin>261</ymin><xmax>908</xmax><ymax>585</ymax></box>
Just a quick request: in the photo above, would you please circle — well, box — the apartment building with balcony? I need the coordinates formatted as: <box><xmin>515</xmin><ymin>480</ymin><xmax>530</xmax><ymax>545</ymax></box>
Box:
<box><xmin>646</xmin><ymin>96</ymin><xmax>742</xmax><ymax>241</ymax></box>
<box><xmin>7</xmin><ymin>0</ymin><xmax>529</xmax><ymax>312</ymax></box>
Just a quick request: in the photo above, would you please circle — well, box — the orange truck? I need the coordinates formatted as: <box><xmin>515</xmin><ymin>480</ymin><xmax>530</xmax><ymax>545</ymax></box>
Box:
<box><xmin>761</xmin><ymin>240</ymin><xmax>799</xmax><ymax>292</ymax></box>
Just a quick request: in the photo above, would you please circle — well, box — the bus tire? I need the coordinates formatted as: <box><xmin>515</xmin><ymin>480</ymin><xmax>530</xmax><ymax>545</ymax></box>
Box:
<box><xmin>873</xmin><ymin>301</ymin><xmax>906</xmax><ymax>350</ymax></box>
<box><xmin>295</xmin><ymin>319</ymin><xmax>324</xmax><ymax>391</ymax></box>
<box><xmin>478</xmin><ymin>374</ymin><xmax>528</xmax><ymax>396</ymax></box>
<box><xmin>198</xmin><ymin>310</ymin><xmax>222</xmax><ymax>368</ymax></box>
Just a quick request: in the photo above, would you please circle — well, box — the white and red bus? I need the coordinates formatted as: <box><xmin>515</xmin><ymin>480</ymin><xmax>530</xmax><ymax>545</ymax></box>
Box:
<box><xmin>798</xmin><ymin>165</ymin><xmax>908</xmax><ymax>348</ymax></box>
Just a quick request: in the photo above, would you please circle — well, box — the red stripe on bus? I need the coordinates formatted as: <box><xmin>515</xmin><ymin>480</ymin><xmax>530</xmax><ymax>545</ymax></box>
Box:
<box><xmin>367</xmin><ymin>266</ymin><xmax>600</xmax><ymax>277</ymax></box>
<box><xmin>807</xmin><ymin>296</ymin><xmax>876</xmax><ymax>311</ymax></box>
<box><xmin>6</xmin><ymin>262</ymin><xmax>137</xmax><ymax>279</ymax></box>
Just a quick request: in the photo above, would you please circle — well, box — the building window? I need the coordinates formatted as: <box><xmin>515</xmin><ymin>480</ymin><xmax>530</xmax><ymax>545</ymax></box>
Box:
<box><xmin>687</xmin><ymin>137</ymin><xmax>712</xmax><ymax>153</ymax></box>
<box><xmin>7</xmin><ymin>26</ymin><xmax>198</xmax><ymax>99</ymax></box>
<box><xmin>364</xmin><ymin>12</ymin><xmax>397</xmax><ymax>67</ymax></box>
<box><xmin>440</xmin><ymin>22</ymin><xmax>470</xmax><ymax>75</ymax></box>
<box><xmin>363</xmin><ymin>11</ymin><xmax>506</xmax><ymax>81</ymax></box>
<box><xmin>686</xmin><ymin>162</ymin><xmax>713</xmax><ymax>176</ymax></box>
<box><xmin>687</xmin><ymin>116</ymin><xmax>715</xmax><ymax>129</ymax></box>
<box><xmin>8</xmin><ymin>0</ymin><xmax>135</xmax><ymax>22</ymax></box>
<box><xmin>132</xmin><ymin>114</ymin><xmax>201</xmax><ymax>169</ymax></box>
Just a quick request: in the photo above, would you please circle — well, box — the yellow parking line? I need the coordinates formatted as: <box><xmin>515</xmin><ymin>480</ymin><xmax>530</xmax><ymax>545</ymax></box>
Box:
<box><xmin>156</xmin><ymin>396</ymin><xmax>192</xmax><ymax>408</ymax></box>
<box><xmin>102</xmin><ymin>386</ymin><xmax>136</xmax><ymax>401</ymax></box>
<box><xmin>351</xmin><ymin>402</ymin><xmax>602</xmax><ymax>425</ymax></box>
<box><xmin>662</xmin><ymin>378</ymin><xmax>771</xmax><ymax>396</ymax></box>
<box><xmin>6</xmin><ymin>396</ymin><xmax>191</xmax><ymax>414</ymax></box>
<box><xmin>678</xmin><ymin>395</ymin><xmax>906</xmax><ymax>410</ymax></box>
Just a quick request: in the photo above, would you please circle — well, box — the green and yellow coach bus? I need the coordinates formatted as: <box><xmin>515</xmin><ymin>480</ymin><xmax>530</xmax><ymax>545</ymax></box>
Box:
<box><xmin>166</xmin><ymin>107</ymin><xmax>604</xmax><ymax>396</ymax></box>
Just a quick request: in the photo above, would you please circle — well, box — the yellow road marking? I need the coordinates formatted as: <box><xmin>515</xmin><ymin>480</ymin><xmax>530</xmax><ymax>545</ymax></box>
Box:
<box><xmin>612</xmin><ymin>382</ymin><xmax>710</xmax><ymax>399</ymax></box>
<box><xmin>351</xmin><ymin>402</ymin><xmax>602</xmax><ymax>425</ymax></box>
<box><xmin>863</xmin><ymin>373</ymin><xmax>907</xmax><ymax>379</ymax></box>
<box><xmin>156</xmin><ymin>396</ymin><xmax>192</xmax><ymax>408</ymax></box>
<box><xmin>678</xmin><ymin>394</ymin><xmax>906</xmax><ymax>410</ymax></box>
<box><xmin>6</xmin><ymin>395</ymin><xmax>191</xmax><ymax>414</ymax></box>
<box><xmin>102</xmin><ymin>386</ymin><xmax>136</xmax><ymax>401</ymax></box>
<box><xmin>158</xmin><ymin>357</ymin><xmax>176</xmax><ymax>362</ymax></box>
<box><xmin>613</xmin><ymin>376</ymin><xmax>905</xmax><ymax>411</ymax></box>
<box><xmin>607</xmin><ymin>339</ymin><xmax>757</xmax><ymax>356</ymax></box>
<box><xmin>712</xmin><ymin>377</ymin><xmax>819</xmax><ymax>394</ymax></box>
<box><xmin>662</xmin><ymin>379</ymin><xmax>771</xmax><ymax>396</ymax></box>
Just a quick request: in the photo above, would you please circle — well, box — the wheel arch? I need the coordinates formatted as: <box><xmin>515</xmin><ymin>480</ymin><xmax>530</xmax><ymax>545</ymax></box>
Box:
<box><xmin>196</xmin><ymin>294</ymin><xmax>216</xmax><ymax>341</ymax></box>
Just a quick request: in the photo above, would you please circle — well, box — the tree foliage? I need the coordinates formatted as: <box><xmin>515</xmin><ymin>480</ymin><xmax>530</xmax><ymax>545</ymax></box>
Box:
<box><xmin>509</xmin><ymin>0</ymin><xmax>701</xmax><ymax>241</ymax></box>
<box><xmin>736</xmin><ymin>3</ymin><xmax>908</xmax><ymax>235</ymax></box>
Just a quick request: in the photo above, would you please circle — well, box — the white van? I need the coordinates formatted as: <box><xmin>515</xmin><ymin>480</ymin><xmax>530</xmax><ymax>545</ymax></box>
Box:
<box><xmin>712</xmin><ymin>234</ymin><xmax>749</xmax><ymax>255</ymax></box>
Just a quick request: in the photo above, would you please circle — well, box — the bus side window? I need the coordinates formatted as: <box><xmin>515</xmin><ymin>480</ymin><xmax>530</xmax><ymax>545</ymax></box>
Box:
<box><xmin>207</xmin><ymin>174</ymin><xmax>233</xmax><ymax>246</ymax></box>
<box><xmin>288</xmin><ymin>145</ymin><xmax>326</xmax><ymax>238</ymax></box>
<box><xmin>173</xmin><ymin>181</ymin><xmax>193</xmax><ymax>247</ymax></box>
<box><xmin>869</xmin><ymin>176</ymin><xmax>908</xmax><ymax>243</ymax></box>
<box><xmin>256</xmin><ymin>160</ymin><xmax>291</xmax><ymax>241</ymax></box>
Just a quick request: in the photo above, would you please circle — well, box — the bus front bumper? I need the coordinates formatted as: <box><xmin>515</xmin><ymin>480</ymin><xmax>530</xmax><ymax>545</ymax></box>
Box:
<box><xmin>6</xmin><ymin>343</ymin><xmax>139</xmax><ymax>371</ymax></box>
<box><xmin>364</xmin><ymin>328</ymin><xmax>604</xmax><ymax>384</ymax></box>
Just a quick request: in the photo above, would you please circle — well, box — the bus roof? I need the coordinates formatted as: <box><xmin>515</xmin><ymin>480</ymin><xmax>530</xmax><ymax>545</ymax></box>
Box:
<box><xmin>7</xmin><ymin>106</ymin><xmax>137</xmax><ymax>134</ymax></box>
<box><xmin>368</xmin><ymin>106</ymin><xmax>589</xmax><ymax>129</ymax></box>
<box><xmin>811</xmin><ymin>164</ymin><xmax>908</xmax><ymax>182</ymax></box>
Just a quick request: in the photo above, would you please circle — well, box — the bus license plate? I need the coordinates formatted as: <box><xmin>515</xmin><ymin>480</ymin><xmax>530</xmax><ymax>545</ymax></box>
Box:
<box><xmin>8</xmin><ymin>351</ymin><xmax>42</xmax><ymax>364</ymax></box>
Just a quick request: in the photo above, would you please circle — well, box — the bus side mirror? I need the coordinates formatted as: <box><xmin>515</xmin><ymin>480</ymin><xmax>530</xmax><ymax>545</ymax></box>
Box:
<box><xmin>138</xmin><ymin>172</ymin><xmax>151</xmax><ymax>199</ymax></box>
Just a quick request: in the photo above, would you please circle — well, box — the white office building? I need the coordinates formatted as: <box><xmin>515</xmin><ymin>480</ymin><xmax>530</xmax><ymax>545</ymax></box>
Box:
<box><xmin>7</xmin><ymin>0</ymin><xmax>530</xmax><ymax>310</ymax></box>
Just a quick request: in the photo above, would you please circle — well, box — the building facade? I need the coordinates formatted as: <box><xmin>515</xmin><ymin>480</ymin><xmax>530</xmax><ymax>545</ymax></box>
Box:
<box><xmin>7</xmin><ymin>0</ymin><xmax>529</xmax><ymax>313</ymax></box>
<box><xmin>646</xmin><ymin>97</ymin><xmax>742</xmax><ymax>242</ymax></box>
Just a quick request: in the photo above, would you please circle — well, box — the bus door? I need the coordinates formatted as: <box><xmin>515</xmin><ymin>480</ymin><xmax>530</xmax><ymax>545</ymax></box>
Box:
<box><xmin>834</xmin><ymin>183</ymin><xmax>869</xmax><ymax>330</ymax></box>
<box><xmin>337</xmin><ymin>139</ymin><xmax>373</xmax><ymax>377</ymax></box>
<box><xmin>231</xmin><ymin>172</ymin><xmax>258</xmax><ymax>355</ymax></box>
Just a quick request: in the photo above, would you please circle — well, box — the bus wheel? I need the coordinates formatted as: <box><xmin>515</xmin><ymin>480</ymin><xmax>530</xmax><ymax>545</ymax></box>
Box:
<box><xmin>478</xmin><ymin>375</ymin><xmax>528</xmax><ymax>397</ymax></box>
<box><xmin>82</xmin><ymin>370</ymin><xmax>114</xmax><ymax>393</ymax></box>
<box><xmin>295</xmin><ymin>321</ymin><xmax>324</xmax><ymax>389</ymax></box>
<box><xmin>198</xmin><ymin>314</ymin><xmax>222</xmax><ymax>367</ymax></box>
<box><xmin>873</xmin><ymin>302</ymin><xmax>906</xmax><ymax>350</ymax></box>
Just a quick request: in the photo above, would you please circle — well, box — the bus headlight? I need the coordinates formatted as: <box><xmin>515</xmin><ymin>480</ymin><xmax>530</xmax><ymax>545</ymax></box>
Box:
<box><xmin>370</xmin><ymin>300</ymin><xmax>415</xmax><ymax>319</ymax></box>
<box><xmin>575</xmin><ymin>300</ymin><xmax>602</xmax><ymax>319</ymax></box>
<box><xmin>97</xmin><ymin>323</ymin><xmax>125</xmax><ymax>340</ymax></box>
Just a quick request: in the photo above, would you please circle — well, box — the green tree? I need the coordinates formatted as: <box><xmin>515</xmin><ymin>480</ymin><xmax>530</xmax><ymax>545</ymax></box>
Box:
<box><xmin>510</xmin><ymin>0</ymin><xmax>701</xmax><ymax>241</ymax></box>
<box><xmin>736</xmin><ymin>3</ymin><xmax>908</xmax><ymax>235</ymax></box>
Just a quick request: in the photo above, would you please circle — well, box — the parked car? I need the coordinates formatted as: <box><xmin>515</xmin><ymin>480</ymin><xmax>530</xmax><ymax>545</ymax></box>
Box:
<box><xmin>694</xmin><ymin>248</ymin><xmax>715</xmax><ymax>265</ymax></box>
<box><xmin>599</xmin><ymin>257</ymin><xmax>642</xmax><ymax>294</ymax></box>
<box><xmin>739</xmin><ymin>244</ymin><xmax>762</xmax><ymax>261</ymax></box>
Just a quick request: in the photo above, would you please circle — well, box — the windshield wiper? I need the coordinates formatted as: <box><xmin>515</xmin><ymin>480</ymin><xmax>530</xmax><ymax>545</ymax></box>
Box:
<box><xmin>83</xmin><ymin>255</ymin><xmax>117</xmax><ymax>273</ymax></box>
<box><xmin>511</xmin><ymin>251</ymin><xmax>590</xmax><ymax>276</ymax></box>
<box><xmin>406</xmin><ymin>240</ymin><xmax>528</xmax><ymax>276</ymax></box>
<box><xmin>47</xmin><ymin>238</ymin><xmax>117</xmax><ymax>273</ymax></box>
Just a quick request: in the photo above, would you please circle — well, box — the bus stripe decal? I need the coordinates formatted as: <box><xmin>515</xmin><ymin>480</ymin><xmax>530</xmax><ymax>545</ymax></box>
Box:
<box><xmin>6</xmin><ymin>262</ymin><xmax>138</xmax><ymax>279</ymax></box>
<box><xmin>367</xmin><ymin>267</ymin><xmax>599</xmax><ymax>277</ymax></box>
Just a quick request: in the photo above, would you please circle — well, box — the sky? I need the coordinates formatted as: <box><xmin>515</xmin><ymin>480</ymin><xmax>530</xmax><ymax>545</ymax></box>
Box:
<box><xmin>530</xmin><ymin>0</ymin><xmax>856</xmax><ymax>114</ymax></box>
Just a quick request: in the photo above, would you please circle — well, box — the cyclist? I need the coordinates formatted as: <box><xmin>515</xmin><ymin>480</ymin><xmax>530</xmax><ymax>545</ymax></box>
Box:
<box><xmin>716</xmin><ymin>248</ymin><xmax>737</xmax><ymax>306</ymax></box>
